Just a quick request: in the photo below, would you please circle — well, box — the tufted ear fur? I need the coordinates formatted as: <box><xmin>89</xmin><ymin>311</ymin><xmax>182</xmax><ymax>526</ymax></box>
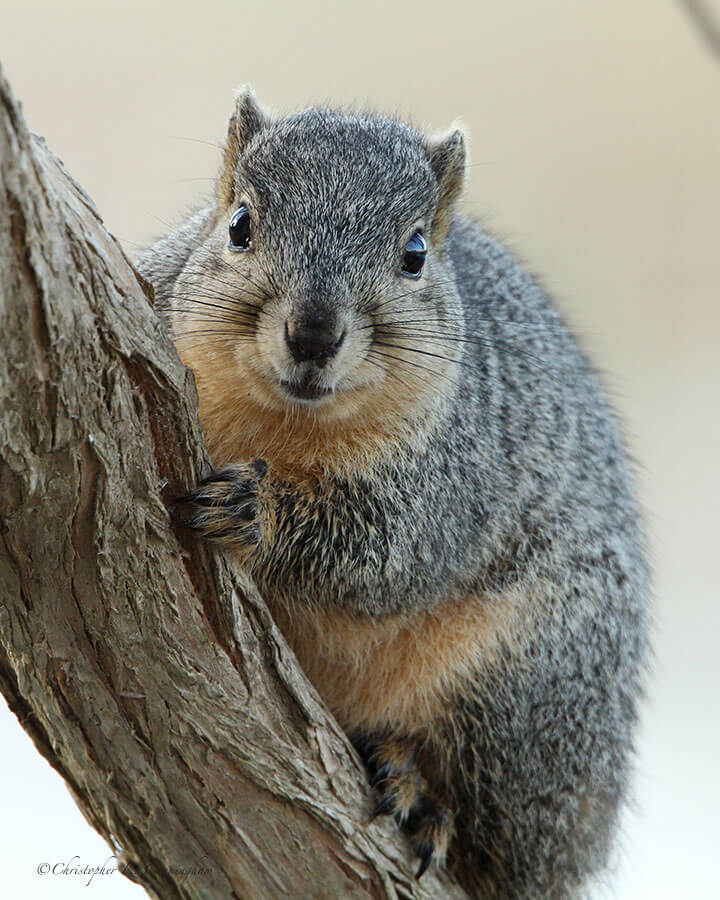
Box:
<box><xmin>218</xmin><ymin>86</ymin><xmax>273</xmax><ymax>208</ymax></box>
<box><xmin>424</xmin><ymin>124</ymin><xmax>468</xmax><ymax>244</ymax></box>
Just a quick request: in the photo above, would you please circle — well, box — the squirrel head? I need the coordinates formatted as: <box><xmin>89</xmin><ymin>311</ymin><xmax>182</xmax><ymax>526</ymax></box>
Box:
<box><xmin>172</xmin><ymin>88</ymin><xmax>470</xmax><ymax>471</ymax></box>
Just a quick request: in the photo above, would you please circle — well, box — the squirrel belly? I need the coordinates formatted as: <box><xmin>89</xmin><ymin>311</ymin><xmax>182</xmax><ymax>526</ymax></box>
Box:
<box><xmin>267</xmin><ymin>582</ymin><xmax>536</xmax><ymax>738</ymax></box>
<box><xmin>138</xmin><ymin>88</ymin><xmax>649</xmax><ymax>898</ymax></box>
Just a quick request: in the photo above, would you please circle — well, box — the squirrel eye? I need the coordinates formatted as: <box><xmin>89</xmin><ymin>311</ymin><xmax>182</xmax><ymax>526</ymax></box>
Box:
<box><xmin>400</xmin><ymin>229</ymin><xmax>426</xmax><ymax>278</ymax></box>
<box><xmin>228</xmin><ymin>205</ymin><xmax>252</xmax><ymax>251</ymax></box>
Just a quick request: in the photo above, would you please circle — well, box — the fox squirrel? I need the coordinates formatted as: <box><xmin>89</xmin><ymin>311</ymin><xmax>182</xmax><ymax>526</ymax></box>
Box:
<box><xmin>137</xmin><ymin>88</ymin><xmax>649</xmax><ymax>898</ymax></box>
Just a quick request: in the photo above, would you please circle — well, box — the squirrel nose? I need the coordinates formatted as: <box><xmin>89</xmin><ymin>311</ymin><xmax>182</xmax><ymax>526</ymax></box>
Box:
<box><xmin>285</xmin><ymin>318</ymin><xmax>345</xmax><ymax>366</ymax></box>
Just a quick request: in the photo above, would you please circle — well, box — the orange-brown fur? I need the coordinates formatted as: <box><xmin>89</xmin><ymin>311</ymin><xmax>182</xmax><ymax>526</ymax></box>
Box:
<box><xmin>268</xmin><ymin>585</ymin><xmax>536</xmax><ymax>738</ymax></box>
<box><xmin>175</xmin><ymin>325</ymin><xmax>455</xmax><ymax>480</ymax></box>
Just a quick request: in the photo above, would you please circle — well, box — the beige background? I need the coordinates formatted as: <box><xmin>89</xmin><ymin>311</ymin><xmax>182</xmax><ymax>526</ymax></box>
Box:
<box><xmin>1</xmin><ymin>0</ymin><xmax>719</xmax><ymax>896</ymax></box>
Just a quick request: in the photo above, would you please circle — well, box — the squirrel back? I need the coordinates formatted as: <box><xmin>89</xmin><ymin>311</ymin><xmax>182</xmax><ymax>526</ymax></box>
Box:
<box><xmin>137</xmin><ymin>90</ymin><xmax>649</xmax><ymax>898</ymax></box>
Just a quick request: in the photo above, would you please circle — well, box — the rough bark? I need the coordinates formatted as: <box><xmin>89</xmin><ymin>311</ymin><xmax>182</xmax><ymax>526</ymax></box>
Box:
<box><xmin>0</xmin><ymin>67</ymin><xmax>466</xmax><ymax>900</ymax></box>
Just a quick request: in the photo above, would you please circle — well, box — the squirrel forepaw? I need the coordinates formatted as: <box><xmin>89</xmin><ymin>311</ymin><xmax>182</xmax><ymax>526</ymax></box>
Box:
<box><xmin>174</xmin><ymin>460</ymin><xmax>268</xmax><ymax>548</ymax></box>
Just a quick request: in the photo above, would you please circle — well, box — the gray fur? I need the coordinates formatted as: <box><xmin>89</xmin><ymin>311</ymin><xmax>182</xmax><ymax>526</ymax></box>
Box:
<box><xmin>137</xmin><ymin>99</ymin><xmax>648</xmax><ymax>898</ymax></box>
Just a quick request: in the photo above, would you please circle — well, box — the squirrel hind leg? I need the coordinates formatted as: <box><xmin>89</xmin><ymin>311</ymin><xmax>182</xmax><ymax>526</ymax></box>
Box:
<box><xmin>357</xmin><ymin>734</ymin><xmax>455</xmax><ymax>879</ymax></box>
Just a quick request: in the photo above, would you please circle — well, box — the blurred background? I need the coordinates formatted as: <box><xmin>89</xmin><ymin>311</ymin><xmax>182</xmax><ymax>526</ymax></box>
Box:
<box><xmin>1</xmin><ymin>0</ymin><xmax>718</xmax><ymax>896</ymax></box>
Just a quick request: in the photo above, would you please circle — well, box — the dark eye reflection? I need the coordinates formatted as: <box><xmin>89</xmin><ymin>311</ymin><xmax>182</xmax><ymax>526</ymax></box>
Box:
<box><xmin>400</xmin><ymin>229</ymin><xmax>426</xmax><ymax>278</ymax></box>
<box><xmin>228</xmin><ymin>205</ymin><xmax>252</xmax><ymax>251</ymax></box>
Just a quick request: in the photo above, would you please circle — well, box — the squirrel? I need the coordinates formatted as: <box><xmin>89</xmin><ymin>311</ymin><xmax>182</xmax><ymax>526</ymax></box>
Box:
<box><xmin>136</xmin><ymin>88</ymin><xmax>649</xmax><ymax>899</ymax></box>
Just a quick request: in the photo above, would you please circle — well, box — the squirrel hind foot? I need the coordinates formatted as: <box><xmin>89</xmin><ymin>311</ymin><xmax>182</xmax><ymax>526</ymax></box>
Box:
<box><xmin>408</xmin><ymin>798</ymin><xmax>454</xmax><ymax>878</ymax></box>
<box><xmin>361</xmin><ymin>735</ymin><xmax>455</xmax><ymax>879</ymax></box>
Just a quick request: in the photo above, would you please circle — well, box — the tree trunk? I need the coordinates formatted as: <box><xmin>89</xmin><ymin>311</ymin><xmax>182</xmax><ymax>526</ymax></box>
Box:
<box><xmin>0</xmin><ymin>67</ymin><xmax>466</xmax><ymax>900</ymax></box>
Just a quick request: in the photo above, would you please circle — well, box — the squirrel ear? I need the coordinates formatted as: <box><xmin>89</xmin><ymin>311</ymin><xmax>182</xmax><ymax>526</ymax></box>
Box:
<box><xmin>424</xmin><ymin>124</ymin><xmax>469</xmax><ymax>243</ymax></box>
<box><xmin>218</xmin><ymin>86</ymin><xmax>273</xmax><ymax>207</ymax></box>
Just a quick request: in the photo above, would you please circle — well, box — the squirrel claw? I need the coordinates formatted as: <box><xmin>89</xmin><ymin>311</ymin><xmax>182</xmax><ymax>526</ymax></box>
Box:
<box><xmin>369</xmin><ymin>793</ymin><xmax>396</xmax><ymax>822</ymax></box>
<box><xmin>415</xmin><ymin>848</ymin><xmax>433</xmax><ymax>880</ymax></box>
<box><xmin>408</xmin><ymin>799</ymin><xmax>454</xmax><ymax>879</ymax></box>
<box><xmin>369</xmin><ymin>762</ymin><xmax>392</xmax><ymax>789</ymax></box>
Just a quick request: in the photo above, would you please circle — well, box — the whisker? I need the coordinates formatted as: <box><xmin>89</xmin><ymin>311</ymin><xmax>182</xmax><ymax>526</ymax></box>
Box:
<box><xmin>367</xmin><ymin>314</ymin><xmax>574</xmax><ymax>339</ymax></box>
<box><xmin>373</xmin><ymin>340</ymin><xmax>473</xmax><ymax>370</ymax></box>
<box><xmin>168</xmin><ymin>299</ymin><xmax>260</xmax><ymax>324</ymax></box>
<box><xmin>172</xmin><ymin>268</ymin><xmax>271</xmax><ymax>299</ymax></box>
<box><xmin>168</xmin><ymin>293</ymin><xmax>259</xmax><ymax>312</ymax></box>
<box><xmin>173</xmin><ymin>328</ymin><xmax>257</xmax><ymax>339</ymax></box>
<box><xmin>361</xmin><ymin>354</ymin><xmax>425</xmax><ymax>393</ymax></box>
<box><xmin>169</xmin><ymin>303</ymin><xmax>254</xmax><ymax>319</ymax></box>
<box><xmin>372</xmin><ymin>333</ymin><xmax>565</xmax><ymax>384</ymax></box>
<box><xmin>167</xmin><ymin>135</ymin><xmax>224</xmax><ymax>152</ymax></box>
<box><xmin>173</xmin><ymin>288</ymin><xmax>262</xmax><ymax>312</ymax></box>
<box><xmin>367</xmin><ymin>348</ymin><xmax>458</xmax><ymax>384</ymax></box>
<box><xmin>194</xmin><ymin>248</ymin><xmax>276</xmax><ymax>296</ymax></box>
<box><xmin>367</xmin><ymin>277</ymin><xmax>460</xmax><ymax>315</ymax></box>
<box><xmin>170</xmin><ymin>314</ymin><xmax>257</xmax><ymax>330</ymax></box>
<box><xmin>375</xmin><ymin>328</ymin><xmax>553</xmax><ymax>354</ymax></box>
<box><xmin>149</xmin><ymin>254</ymin><xmax>273</xmax><ymax>304</ymax></box>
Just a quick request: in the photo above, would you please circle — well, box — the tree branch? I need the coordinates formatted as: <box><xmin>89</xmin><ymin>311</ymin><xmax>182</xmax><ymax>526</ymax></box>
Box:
<box><xmin>678</xmin><ymin>0</ymin><xmax>720</xmax><ymax>58</ymax></box>
<box><xmin>0</xmin><ymin>66</ymin><xmax>466</xmax><ymax>900</ymax></box>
